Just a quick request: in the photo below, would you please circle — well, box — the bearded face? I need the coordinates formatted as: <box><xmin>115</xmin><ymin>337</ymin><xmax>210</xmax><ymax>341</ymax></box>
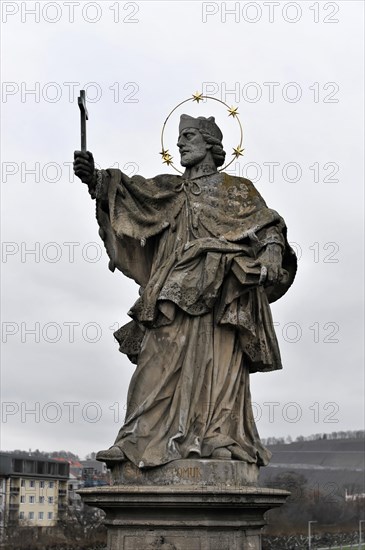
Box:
<box><xmin>177</xmin><ymin>128</ymin><xmax>211</xmax><ymax>167</ymax></box>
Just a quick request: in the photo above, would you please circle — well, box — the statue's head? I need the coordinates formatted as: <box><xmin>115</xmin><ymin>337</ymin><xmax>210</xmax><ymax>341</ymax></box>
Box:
<box><xmin>177</xmin><ymin>114</ymin><xmax>226</xmax><ymax>168</ymax></box>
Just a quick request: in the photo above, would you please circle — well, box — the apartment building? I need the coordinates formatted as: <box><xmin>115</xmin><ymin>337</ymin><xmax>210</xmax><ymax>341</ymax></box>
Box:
<box><xmin>0</xmin><ymin>452</ymin><xmax>69</xmax><ymax>528</ymax></box>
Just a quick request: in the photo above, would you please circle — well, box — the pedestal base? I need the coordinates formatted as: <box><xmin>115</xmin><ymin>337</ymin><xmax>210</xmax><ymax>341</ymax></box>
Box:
<box><xmin>110</xmin><ymin>458</ymin><xmax>259</xmax><ymax>487</ymax></box>
<box><xmin>79</xmin><ymin>461</ymin><xmax>288</xmax><ymax>550</ymax></box>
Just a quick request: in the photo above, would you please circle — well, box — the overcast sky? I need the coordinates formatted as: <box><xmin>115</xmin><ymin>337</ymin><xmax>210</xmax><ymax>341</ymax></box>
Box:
<box><xmin>1</xmin><ymin>1</ymin><xmax>364</xmax><ymax>459</ymax></box>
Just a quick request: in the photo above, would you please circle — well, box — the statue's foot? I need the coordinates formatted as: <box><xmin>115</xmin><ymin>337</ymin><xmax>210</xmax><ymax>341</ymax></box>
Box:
<box><xmin>211</xmin><ymin>447</ymin><xmax>232</xmax><ymax>460</ymax></box>
<box><xmin>96</xmin><ymin>446</ymin><xmax>126</xmax><ymax>463</ymax></box>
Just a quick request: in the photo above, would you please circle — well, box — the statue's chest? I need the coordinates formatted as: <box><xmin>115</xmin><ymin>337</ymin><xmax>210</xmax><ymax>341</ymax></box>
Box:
<box><xmin>185</xmin><ymin>179</ymin><xmax>221</xmax><ymax>215</ymax></box>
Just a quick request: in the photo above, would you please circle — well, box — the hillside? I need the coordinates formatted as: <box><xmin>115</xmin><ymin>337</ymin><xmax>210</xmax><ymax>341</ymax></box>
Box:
<box><xmin>259</xmin><ymin>438</ymin><xmax>365</xmax><ymax>493</ymax></box>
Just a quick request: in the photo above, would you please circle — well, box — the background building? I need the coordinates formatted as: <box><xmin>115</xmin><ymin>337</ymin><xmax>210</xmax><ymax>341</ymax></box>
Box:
<box><xmin>0</xmin><ymin>452</ymin><xmax>69</xmax><ymax>529</ymax></box>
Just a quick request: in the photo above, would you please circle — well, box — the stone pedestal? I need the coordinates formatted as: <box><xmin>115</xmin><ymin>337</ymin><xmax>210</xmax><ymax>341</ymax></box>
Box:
<box><xmin>79</xmin><ymin>460</ymin><xmax>288</xmax><ymax>550</ymax></box>
<box><xmin>111</xmin><ymin>458</ymin><xmax>260</xmax><ymax>488</ymax></box>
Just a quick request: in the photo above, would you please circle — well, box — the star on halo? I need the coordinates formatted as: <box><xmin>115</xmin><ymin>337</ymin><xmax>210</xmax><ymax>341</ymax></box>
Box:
<box><xmin>192</xmin><ymin>91</ymin><xmax>203</xmax><ymax>103</ymax></box>
<box><xmin>160</xmin><ymin>149</ymin><xmax>173</xmax><ymax>165</ymax></box>
<box><xmin>232</xmin><ymin>145</ymin><xmax>244</xmax><ymax>158</ymax></box>
<box><xmin>228</xmin><ymin>106</ymin><xmax>239</xmax><ymax>117</ymax></box>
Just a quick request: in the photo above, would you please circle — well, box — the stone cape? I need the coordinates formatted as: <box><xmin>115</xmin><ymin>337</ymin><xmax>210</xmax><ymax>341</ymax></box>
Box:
<box><xmin>96</xmin><ymin>169</ymin><xmax>296</xmax><ymax>370</ymax></box>
<box><xmin>94</xmin><ymin>169</ymin><xmax>297</xmax><ymax>468</ymax></box>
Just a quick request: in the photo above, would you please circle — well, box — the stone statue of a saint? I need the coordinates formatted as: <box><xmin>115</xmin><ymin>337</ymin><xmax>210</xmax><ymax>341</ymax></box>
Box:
<box><xmin>74</xmin><ymin>114</ymin><xmax>296</xmax><ymax>470</ymax></box>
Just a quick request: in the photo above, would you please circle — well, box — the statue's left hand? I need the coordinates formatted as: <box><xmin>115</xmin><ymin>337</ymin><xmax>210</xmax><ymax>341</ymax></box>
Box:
<box><xmin>247</xmin><ymin>244</ymin><xmax>282</xmax><ymax>287</ymax></box>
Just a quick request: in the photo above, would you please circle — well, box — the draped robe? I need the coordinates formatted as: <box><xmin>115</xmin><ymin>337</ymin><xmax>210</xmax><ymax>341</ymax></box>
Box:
<box><xmin>94</xmin><ymin>169</ymin><xmax>297</xmax><ymax>468</ymax></box>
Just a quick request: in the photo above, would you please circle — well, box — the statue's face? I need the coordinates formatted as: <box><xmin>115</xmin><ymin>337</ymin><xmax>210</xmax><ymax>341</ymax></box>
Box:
<box><xmin>177</xmin><ymin>128</ymin><xmax>210</xmax><ymax>167</ymax></box>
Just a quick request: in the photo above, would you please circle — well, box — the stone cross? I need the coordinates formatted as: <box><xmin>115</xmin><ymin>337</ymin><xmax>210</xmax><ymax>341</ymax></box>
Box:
<box><xmin>77</xmin><ymin>90</ymin><xmax>88</xmax><ymax>152</ymax></box>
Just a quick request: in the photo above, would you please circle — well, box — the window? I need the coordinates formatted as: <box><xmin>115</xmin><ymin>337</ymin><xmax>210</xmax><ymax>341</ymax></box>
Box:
<box><xmin>20</xmin><ymin>496</ymin><xmax>25</xmax><ymax>503</ymax></box>
<box><xmin>19</xmin><ymin>512</ymin><xmax>25</xmax><ymax>519</ymax></box>
<box><xmin>48</xmin><ymin>481</ymin><xmax>54</xmax><ymax>489</ymax></box>
<box><xmin>48</xmin><ymin>496</ymin><xmax>53</xmax><ymax>504</ymax></box>
<box><xmin>38</xmin><ymin>512</ymin><xmax>44</xmax><ymax>520</ymax></box>
<box><xmin>13</xmin><ymin>459</ymin><xmax>23</xmax><ymax>473</ymax></box>
<box><xmin>29</xmin><ymin>480</ymin><xmax>35</xmax><ymax>488</ymax></box>
<box><xmin>28</xmin><ymin>512</ymin><xmax>34</xmax><ymax>520</ymax></box>
<box><xmin>47</xmin><ymin>462</ymin><xmax>56</xmax><ymax>475</ymax></box>
<box><xmin>47</xmin><ymin>512</ymin><xmax>53</xmax><ymax>520</ymax></box>
<box><xmin>24</xmin><ymin>460</ymin><xmax>35</xmax><ymax>474</ymax></box>
<box><xmin>37</xmin><ymin>461</ymin><xmax>45</xmax><ymax>474</ymax></box>
<box><xmin>29</xmin><ymin>496</ymin><xmax>35</xmax><ymax>503</ymax></box>
<box><xmin>21</xmin><ymin>479</ymin><xmax>25</xmax><ymax>487</ymax></box>
<box><xmin>40</xmin><ymin>481</ymin><xmax>45</xmax><ymax>488</ymax></box>
<box><xmin>39</xmin><ymin>496</ymin><xmax>44</xmax><ymax>504</ymax></box>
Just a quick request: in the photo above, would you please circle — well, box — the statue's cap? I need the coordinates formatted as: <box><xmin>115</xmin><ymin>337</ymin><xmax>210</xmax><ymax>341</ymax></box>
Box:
<box><xmin>179</xmin><ymin>114</ymin><xmax>222</xmax><ymax>141</ymax></box>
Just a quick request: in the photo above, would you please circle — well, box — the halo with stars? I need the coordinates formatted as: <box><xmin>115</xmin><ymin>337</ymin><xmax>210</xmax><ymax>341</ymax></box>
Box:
<box><xmin>160</xmin><ymin>92</ymin><xmax>244</xmax><ymax>175</ymax></box>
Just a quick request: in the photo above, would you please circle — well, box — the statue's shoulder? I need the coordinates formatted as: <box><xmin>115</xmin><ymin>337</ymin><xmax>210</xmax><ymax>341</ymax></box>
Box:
<box><xmin>107</xmin><ymin>169</ymin><xmax>183</xmax><ymax>190</ymax></box>
<box><xmin>153</xmin><ymin>173</ymin><xmax>183</xmax><ymax>185</ymax></box>
<box><xmin>220</xmin><ymin>173</ymin><xmax>251</xmax><ymax>185</ymax></box>
<box><xmin>220</xmin><ymin>173</ymin><xmax>259</xmax><ymax>192</ymax></box>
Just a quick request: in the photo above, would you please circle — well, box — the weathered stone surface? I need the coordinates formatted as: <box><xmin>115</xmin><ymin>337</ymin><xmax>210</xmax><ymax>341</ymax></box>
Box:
<box><xmin>110</xmin><ymin>459</ymin><xmax>259</xmax><ymax>487</ymax></box>
<box><xmin>79</xmin><ymin>484</ymin><xmax>289</xmax><ymax>549</ymax></box>
<box><xmin>74</xmin><ymin>113</ymin><xmax>297</xmax><ymax>470</ymax></box>
<box><xmin>75</xmin><ymin>109</ymin><xmax>295</xmax><ymax>547</ymax></box>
